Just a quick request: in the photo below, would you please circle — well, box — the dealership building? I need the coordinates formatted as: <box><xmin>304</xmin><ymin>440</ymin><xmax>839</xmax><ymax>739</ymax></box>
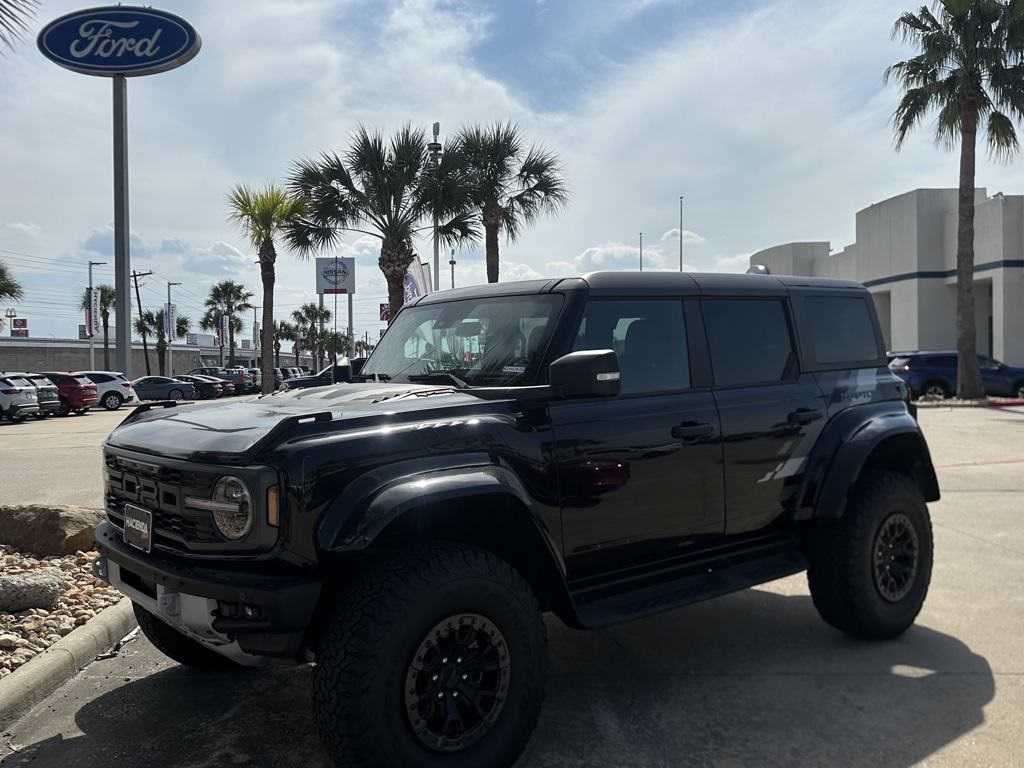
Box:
<box><xmin>750</xmin><ymin>188</ymin><xmax>1024</xmax><ymax>366</ymax></box>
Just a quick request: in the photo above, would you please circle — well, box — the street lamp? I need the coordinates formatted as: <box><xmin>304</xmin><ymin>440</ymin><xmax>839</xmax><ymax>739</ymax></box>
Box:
<box><xmin>449</xmin><ymin>249</ymin><xmax>456</xmax><ymax>290</ymax></box>
<box><xmin>679</xmin><ymin>196</ymin><xmax>684</xmax><ymax>272</ymax></box>
<box><xmin>428</xmin><ymin>121</ymin><xmax>443</xmax><ymax>292</ymax></box>
<box><xmin>639</xmin><ymin>232</ymin><xmax>643</xmax><ymax>272</ymax></box>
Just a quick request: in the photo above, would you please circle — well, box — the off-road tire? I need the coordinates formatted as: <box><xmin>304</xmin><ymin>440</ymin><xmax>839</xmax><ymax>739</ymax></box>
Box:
<box><xmin>133</xmin><ymin>603</ymin><xmax>240</xmax><ymax>670</ymax></box>
<box><xmin>313</xmin><ymin>542</ymin><xmax>548</xmax><ymax>768</ymax></box>
<box><xmin>808</xmin><ymin>471</ymin><xmax>933</xmax><ymax>639</ymax></box>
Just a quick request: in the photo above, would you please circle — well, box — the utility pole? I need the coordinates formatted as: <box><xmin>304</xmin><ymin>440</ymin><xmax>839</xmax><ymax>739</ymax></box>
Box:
<box><xmin>428</xmin><ymin>121</ymin><xmax>442</xmax><ymax>292</ymax></box>
<box><xmin>252</xmin><ymin>305</ymin><xmax>260</xmax><ymax>367</ymax></box>
<box><xmin>639</xmin><ymin>232</ymin><xmax>644</xmax><ymax>272</ymax></box>
<box><xmin>87</xmin><ymin>261</ymin><xmax>106</xmax><ymax>369</ymax></box>
<box><xmin>449</xmin><ymin>249</ymin><xmax>456</xmax><ymax>290</ymax></box>
<box><xmin>679</xmin><ymin>195</ymin><xmax>684</xmax><ymax>272</ymax></box>
<box><xmin>166</xmin><ymin>281</ymin><xmax>181</xmax><ymax>376</ymax></box>
<box><xmin>131</xmin><ymin>270</ymin><xmax>152</xmax><ymax>375</ymax></box>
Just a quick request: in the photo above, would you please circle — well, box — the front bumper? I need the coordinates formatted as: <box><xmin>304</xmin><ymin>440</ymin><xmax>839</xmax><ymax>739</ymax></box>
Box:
<box><xmin>93</xmin><ymin>521</ymin><xmax>321</xmax><ymax>661</ymax></box>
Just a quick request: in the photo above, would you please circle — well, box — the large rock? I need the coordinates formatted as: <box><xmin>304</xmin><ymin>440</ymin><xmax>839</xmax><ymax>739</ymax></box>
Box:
<box><xmin>0</xmin><ymin>570</ymin><xmax>62</xmax><ymax>612</ymax></box>
<box><xmin>0</xmin><ymin>505</ymin><xmax>104</xmax><ymax>557</ymax></box>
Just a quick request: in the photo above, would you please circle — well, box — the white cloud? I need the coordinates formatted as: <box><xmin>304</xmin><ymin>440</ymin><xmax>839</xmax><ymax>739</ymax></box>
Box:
<box><xmin>6</xmin><ymin>222</ymin><xmax>42</xmax><ymax>238</ymax></box>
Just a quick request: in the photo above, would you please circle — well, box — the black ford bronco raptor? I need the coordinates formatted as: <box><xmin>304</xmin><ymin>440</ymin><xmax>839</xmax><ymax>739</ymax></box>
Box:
<box><xmin>93</xmin><ymin>272</ymin><xmax>938</xmax><ymax>768</ymax></box>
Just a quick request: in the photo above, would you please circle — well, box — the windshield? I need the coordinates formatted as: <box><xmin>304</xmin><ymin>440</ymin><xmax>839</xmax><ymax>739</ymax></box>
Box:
<box><xmin>361</xmin><ymin>295</ymin><xmax>564</xmax><ymax>386</ymax></box>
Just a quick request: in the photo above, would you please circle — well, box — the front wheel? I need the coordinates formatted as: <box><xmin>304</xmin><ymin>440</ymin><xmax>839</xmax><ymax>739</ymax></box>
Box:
<box><xmin>807</xmin><ymin>471</ymin><xmax>933</xmax><ymax>640</ymax></box>
<box><xmin>313</xmin><ymin>543</ymin><xmax>548</xmax><ymax>768</ymax></box>
<box><xmin>920</xmin><ymin>381</ymin><xmax>949</xmax><ymax>399</ymax></box>
<box><xmin>133</xmin><ymin>603</ymin><xmax>240</xmax><ymax>669</ymax></box>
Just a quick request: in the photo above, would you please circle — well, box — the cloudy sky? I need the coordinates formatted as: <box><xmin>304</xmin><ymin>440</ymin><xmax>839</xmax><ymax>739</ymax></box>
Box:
<box><xmin>2</xmin><ymin>0</ymin><xmax>1022</xmax><ymax>342</ymax></box>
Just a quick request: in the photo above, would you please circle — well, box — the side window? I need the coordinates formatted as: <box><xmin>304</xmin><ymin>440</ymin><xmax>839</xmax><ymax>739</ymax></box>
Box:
<box><xmin>804</xmin><ymin>296</ymin><xmax>880</xmax><ymax>365</ymax></box>
<box><xmin>702</xmin><ymin>299</ymin><xmax>796</xmax><ymax>387</ymax></box>
<box><xmin>91</xmin><ymin>373</ymin><xmax>112</xmax><ymax>383</ymax></box>
<box><xmin>572</xmin><ymin>299</ymin><xmax>689</xmax><ymax>394</ymax></box>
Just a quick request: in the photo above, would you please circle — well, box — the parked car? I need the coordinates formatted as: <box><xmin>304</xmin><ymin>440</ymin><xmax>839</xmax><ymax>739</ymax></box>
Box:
<box><xmin>0</xmin><ymin>374</ymin><xmax>40</xmax><ymax>422</ymax></box>
<box><xmin>280</xmin><ymin>359</ymin><xmax>369</xmax><ymax>391</ymax></box>
<box><xmin>79</xmin><ymin>371</ymin><xmax>138</xmax><ymax>411</ymax></box>
<box><xmin>132</xmin><ymin>376</ymin><xmax>195</xmax><ymax>401</ymax></box>
<box><xmin>889</xmin><ymin>351</ymin><xmax>1024</xmax><ymax>399</ymax></box>
<box><xmin>39</xmin><ymin>372</ymin><xmax>99</xmax><ymax>416</ymax></box>
<box><xmin>246</xmin><ymin>368</ymin><xmax>263</xmax><ymax>391</ymax></box>
<box><xmin>175</xmin><ymin>374</ymin><xmax>223</xmax><ymax>399</ymax></box>
<box><xmin>95</xmin><ymin>272</ymin><xmax>938</xmax><ymax>768</ymax></box>
<box><xmin>271</xmin><ymin>368</ymin><xmax>285</xmax><ymax>389</ymax></box>
<box><xmin>1</xmin><ymin>372</ymin><xmax>60</xmax><ymax>418</ymax></box>
<box><xmin>188</xmin><ymin>367</ymin><xmax>252</xmax><ymax>394</ymax></box>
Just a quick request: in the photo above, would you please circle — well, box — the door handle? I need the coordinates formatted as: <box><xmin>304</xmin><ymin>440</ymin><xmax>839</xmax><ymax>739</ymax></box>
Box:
<box><xmin>672</xmin><ymin>421</ymin><xmax>714</xmax><ymax>439</ymax></box>
<box><xmin>788</xmin><ymin>408</ymin><xmax>823</xmax><ymax>425</ymax></box>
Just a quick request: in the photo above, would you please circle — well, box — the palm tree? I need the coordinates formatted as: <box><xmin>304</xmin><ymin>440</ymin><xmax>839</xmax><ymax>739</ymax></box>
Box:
<box><xmin>273</xmin><ymin>320</ymin><xmax>295</xmax><ymax>367</ymax></box>
<box><xmin>291</xmin><ymin>302</ymin><xmax>331</xmax><ymax>369</ymax></box>
<box><xmin>456</xmin><ymin>122</ymin><xmax>568</xmax><ymax>283</ymax></box>
<box><xmin>886</xmin><ymin>0</ymin><xmax>1024</xmax><ymax>399</ymax></box>
<box><xmin>135</xmin><ymin>309</ymin><xmax>192</xmax><ymax>376</ymax></box>
<box><xmin>227</xmin><ymin>184</ymin><xmax>306</xmax><ymax>394</ymax></box>
<box><xmin>200</xmin><ymin>279</ymin><xmax>253</xmax><ymax>367</ymax></box>
<box><xmin>0</xmin><ymin>260</ymin><xmax>23</xmax><ymax>332</ymax></box>
<box><xmin>287</xmin><ymin>124</ymin><xmax>479</xmax><ymax>321</ymax></box>
<box><xmin>0</xmin><ymin>0</ymin><xmax>38</xmax><ymax>51</ymax></box>
<box><xmin>79</xmin><ymin>285</ymin><xmax>117</xmax><ymax>369</ymax></box>
<box><xmin>321</xmin><ymin>330</ymin><xmax>350</xmax><ymax>366</ymax></box>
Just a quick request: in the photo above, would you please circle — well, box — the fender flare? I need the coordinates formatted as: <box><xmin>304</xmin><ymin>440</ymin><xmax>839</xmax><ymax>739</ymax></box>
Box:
<box><xmin>797</xmin><ymin>403</ymin><xmax>940</xmax><ymax>520</ymax></box>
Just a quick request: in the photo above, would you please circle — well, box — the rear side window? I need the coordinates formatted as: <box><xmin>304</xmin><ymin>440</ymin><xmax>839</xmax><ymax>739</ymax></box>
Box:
<box><xmin>924</xmin><ymin>355</ymin><xmax>956</xmax><ymax>367</ymax></box>
<box><xmin>88</xmin><ymin>373</ymin><xmax>112</xmax><ymax>383</ymax></box>
<box><xmin>804</xmin><ymin>296</ymin><xmax>880</xmax><ymax>366</ymax></box>
<box><xmin>702</xmin><ymin>299</ymin><xmax>796</xmax><ymax>387</ymax></box>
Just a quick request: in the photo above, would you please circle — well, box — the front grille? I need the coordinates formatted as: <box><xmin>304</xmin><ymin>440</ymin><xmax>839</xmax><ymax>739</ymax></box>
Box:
<box><xmin>105</xmin><ymin>458</ymin><xmax>223</xmax><ymax>551</ymax></box>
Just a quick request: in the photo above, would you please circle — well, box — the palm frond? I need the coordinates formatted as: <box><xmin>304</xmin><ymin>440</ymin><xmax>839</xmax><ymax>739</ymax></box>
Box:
<box><xmin>0</xmin><ymin>0</ymin><xmax>39</xmax><ymax>52</ymax></box>
<box><xmin>986</xmin><ymin>109</ymin><xmax>1019</xmax><ymax>158</ymax></box>
<box><xmin>0</xmin><ymin>259</ymin><xmax>24</xmax><ymax>301</ymax></box>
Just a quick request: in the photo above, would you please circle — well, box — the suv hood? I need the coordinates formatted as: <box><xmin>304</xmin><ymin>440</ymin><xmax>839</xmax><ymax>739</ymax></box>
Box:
<box><xmin>105</xmin><ymin>382</ymin><xmax>485</xmax><ymax>461</ymax></box>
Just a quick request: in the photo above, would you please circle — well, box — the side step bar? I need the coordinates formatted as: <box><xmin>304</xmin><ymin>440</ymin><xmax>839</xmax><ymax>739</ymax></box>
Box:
<box><xmin>572</xmin><ymin>548</ymin><xmax>807</xmax><ymax>629</ymax></box>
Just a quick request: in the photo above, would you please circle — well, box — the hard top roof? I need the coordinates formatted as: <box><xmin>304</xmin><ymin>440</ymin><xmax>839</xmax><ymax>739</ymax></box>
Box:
<box><xmin>411</xmin><ymin>271</ymin><xmax>866</xmax><ymax>305</ymax></box>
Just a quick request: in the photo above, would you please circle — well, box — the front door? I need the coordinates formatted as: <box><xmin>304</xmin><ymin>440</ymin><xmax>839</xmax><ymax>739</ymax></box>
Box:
<box><xmin>551</xmin><ymin>298</ymin><xmax>725</xmax><ymax>576</ymax></box>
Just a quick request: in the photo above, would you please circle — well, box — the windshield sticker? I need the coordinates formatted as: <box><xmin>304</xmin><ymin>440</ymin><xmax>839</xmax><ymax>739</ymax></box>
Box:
<box><xmin>502</xmin><ymin>365</ymin><xmax>526</xmax><ymax>375</ymax></box>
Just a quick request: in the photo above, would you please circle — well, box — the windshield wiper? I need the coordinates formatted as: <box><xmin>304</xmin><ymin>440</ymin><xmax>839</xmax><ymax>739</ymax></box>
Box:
<box><xmin>407</xmin><ymin>372</ymin><xmax>470</xmax><ymax>389</ymax></box>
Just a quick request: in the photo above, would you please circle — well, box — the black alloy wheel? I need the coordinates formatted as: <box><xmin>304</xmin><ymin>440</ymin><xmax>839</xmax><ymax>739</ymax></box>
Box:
<box><xmin>168</xmin><ymin>389</ymin><xmax>183</xmax><ymax>401</ymax></box>
<box><xmin>872</xmin><ymin>512</ymin><xmax>919</xmax><ymax>602</ymax></box>
<box><xmin>922</xmin><ymin>381</ymin><xmax>948</xmax><ymax>398</ymax></box>
<box><xmin>404</xmin><ymin>613</ymin><xmax>512</xmax><ymax>753</ymax></box>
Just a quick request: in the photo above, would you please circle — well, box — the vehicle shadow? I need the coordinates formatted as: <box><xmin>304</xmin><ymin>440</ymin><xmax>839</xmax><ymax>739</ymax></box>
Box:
<box><xmin>4</xmin><ymin>589</ymin><xmax>993</xmax><ymax>768</ymax></box>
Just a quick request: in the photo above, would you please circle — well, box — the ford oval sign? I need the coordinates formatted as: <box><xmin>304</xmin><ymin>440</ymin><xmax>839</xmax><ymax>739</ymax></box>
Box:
<box><xmin>37</xmin><ymin>6</ymin><xmax>201</xmax><ymax>77</ymax></box>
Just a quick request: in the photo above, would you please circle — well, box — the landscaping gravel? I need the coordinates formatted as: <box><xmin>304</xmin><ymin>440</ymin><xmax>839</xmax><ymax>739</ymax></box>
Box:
<box><xmin>0</xmin><ymin>544</ymin><xmax>122</xmax><ymax>677</ymax></box>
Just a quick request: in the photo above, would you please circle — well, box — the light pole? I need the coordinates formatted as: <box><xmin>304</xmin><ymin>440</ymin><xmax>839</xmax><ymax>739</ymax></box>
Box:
<box><xmin>639</xmin><ymin>232</ymin><xmax>643</xmax><ymax>272</ymax></box>
<box><xmin>678</xmin><ymin>195</ymin><xmax>684</xmax><ymax>272</ymax></box>
<box><xmin>428</xmin><ymin>121</ymin><xmax>442</xmax><ymax>292</ymax></box>
<box><xmin>88</xmin><ymin>260</ymin><xmax>107</xmax><ymax>369</ymax></box>
<box><xmin>252</xmin><ymin>305</ymin><xmax>260</xmax><ymax>365</ymax></box>
<box><xmin>449</xmin><ymin>249</ymin><xmax>456</xmax><ymax>290</ymax></box>
<box><xmin>166</xmin><ymin>281</ymin><xmax>180</xmax><ymax>376</ymax></box>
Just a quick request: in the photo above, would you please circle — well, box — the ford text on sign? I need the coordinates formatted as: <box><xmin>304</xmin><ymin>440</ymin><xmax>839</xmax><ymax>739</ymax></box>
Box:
<box><xmin>37</xmin><ymin>6</ymin><xmax>201</xmax><ymax>77</ymax></box>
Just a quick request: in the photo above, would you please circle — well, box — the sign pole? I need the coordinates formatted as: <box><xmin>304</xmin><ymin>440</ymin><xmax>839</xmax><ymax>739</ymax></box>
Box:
<box><xmin>347</xmin><ymin>294</ymin><xmax>354</xmax><ymax>357</ymax></box>
<box><xmin>113</xmin><ymin>75</ymin><xmax>132</xmax><ymax>378</ymax></box>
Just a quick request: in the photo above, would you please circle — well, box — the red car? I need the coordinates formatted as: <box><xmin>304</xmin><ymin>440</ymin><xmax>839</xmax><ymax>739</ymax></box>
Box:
<box><xmin>39</xmin><ymin>371</ymin><xmax>99</xmax><ymax>416</ymax></box>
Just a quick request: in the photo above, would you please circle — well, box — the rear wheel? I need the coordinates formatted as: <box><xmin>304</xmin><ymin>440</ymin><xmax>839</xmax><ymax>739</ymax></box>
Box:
<box><xmin>920</xmin><ymin>381</ymin><xmax>949</xmax><ymax>399</ymax></box>
<box><xmin>1014</xmin><ymin>380</ymin><xmax>1024</xmax><ymax>400</ymax></box>
<box><xmin>102</xmin><ymin>391</ymin><xmax>124</xmax><ymax>410</ymax></box>
<box><xmin>74</xmin><ymin>408</ymin><xmax>89</xmax><ymax>415</ymax></box>
<box><xmin>56</xmin><ymin>398</ymin><xmax>71</xmax><ymax>417</ymax></box>
<box><xmin>807</xmin><ymin>471</ymin><xmax>933</xmax><ymax>639</ymax></box>
<box><xmin>133</xmin><ymin>603</ymin><xmax>240</xmax><ymax>669</ymax></box>
<box><xmin>168</xmin><ymin>389</ymin><xmax>183</xmax><ymax>401</ymax></box>
<box><xmin>7</xmin><ymin>408</ymin><xmax>25</xmax><ymax>423</ymax></box>
<box><xmin>313</xmin><ymin>542</ymin><xmax>548</xmax><ymax>768</ymax></box>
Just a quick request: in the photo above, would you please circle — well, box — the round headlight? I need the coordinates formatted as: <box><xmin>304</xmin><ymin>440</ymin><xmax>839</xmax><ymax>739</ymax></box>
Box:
<box><xmin>211</xmin><ymin>476</ymin><xmax>253</xmax><ymax>540</ymax></box>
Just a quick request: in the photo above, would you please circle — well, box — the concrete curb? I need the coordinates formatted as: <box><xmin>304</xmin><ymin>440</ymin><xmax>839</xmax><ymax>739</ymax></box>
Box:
<box><xmin>917</xmin><ymin>398</ymin><xmax>1024</xmax><ymax>409</ymax></box>
<box><xmin>0</xmin><ymin>597</ymin><xmax>136</xmax><ymax>731</ymax></box>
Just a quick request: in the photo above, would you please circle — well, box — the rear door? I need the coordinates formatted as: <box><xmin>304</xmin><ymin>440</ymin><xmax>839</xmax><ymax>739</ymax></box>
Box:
<box><xmin>552</xmin><ymin>296</ymin><xmax>725</xmax><ymax>574</ymax></box>
<box><xmin>701</xmin><ymin>296</ymin><xmax>827</xmax><ymax>534</ymax></box>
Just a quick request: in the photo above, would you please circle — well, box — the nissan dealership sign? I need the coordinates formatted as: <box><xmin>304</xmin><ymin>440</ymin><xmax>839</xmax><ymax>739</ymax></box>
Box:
<box><xmin>316</xmin><ymin>257</ymin><xmax>356</xmax><ymax>295</ymax></box>
<box><xmin>37</xmin><ymin>6</ymin><xmax>201</xmax><ymax>77</ymax></box>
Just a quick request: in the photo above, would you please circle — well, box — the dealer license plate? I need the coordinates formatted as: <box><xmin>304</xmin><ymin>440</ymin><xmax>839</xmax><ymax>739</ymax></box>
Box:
<box><xmin>123</xmin><ymin>503</ymin><xmax>153</xmax><ymax>553</ymax></box>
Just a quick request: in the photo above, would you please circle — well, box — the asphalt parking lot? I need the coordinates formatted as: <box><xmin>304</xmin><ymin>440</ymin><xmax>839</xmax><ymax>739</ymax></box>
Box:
<box><xmin>1</xmin><ymin>405</ymin><xmax>1023</xmax><ymax>767</ymax></box>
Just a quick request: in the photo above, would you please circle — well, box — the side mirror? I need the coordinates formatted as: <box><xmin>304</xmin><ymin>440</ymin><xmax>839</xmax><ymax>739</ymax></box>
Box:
<box><xmin>549</xmin><ymin>349</ymin><xmax>620</xmax><ymax>398</ymax></box>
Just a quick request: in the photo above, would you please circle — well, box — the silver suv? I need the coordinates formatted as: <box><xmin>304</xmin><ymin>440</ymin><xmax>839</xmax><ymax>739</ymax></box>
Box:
<box><xmin>0</xmin><ymin>374</ymin><xmax>40</xmax><ymax>422</ymax></box>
